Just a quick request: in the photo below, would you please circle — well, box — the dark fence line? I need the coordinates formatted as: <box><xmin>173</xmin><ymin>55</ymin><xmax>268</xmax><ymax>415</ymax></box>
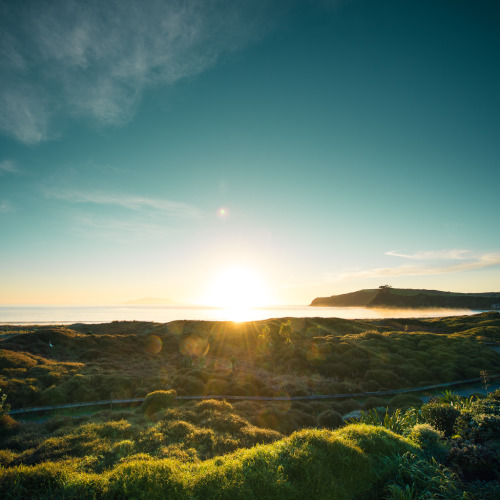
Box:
<box><xmin>8</xmin><ymin>373</ymin><xmax>500</xmax><ymax>415</ymax></box>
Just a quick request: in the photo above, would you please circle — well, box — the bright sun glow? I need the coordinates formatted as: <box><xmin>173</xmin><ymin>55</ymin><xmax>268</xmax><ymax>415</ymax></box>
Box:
<box><xmin>204</xmin><ymin>266</ymin><xmax>272</xmax><ymax>317</ymax></box>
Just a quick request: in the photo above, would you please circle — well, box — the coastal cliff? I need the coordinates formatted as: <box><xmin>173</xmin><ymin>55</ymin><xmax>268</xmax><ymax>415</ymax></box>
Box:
<box><xmin>310</xmin><ymin>287</ymin><xmax>500</xmax><ymax>310</ymax></box>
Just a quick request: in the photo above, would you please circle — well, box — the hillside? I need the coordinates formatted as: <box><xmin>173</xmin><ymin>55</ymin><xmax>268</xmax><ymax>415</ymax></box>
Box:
<box><xmin>1</xmin><ymin>312</ymin><xmax>500</xmax><ymax>411</ymax></box>
<box><xmin>311</xmin><ymin>287</ymin><xmax>500</xmax><ymax>310</ymax></box>
<box><xmin>310</xmin><ymin>289</ymin><xmax>379</xmax><ymax>307</ymax></box>
<box><xmin>1</xmin><ymin>313</ymin><xmax>500</xmax><ymax>498</ymax></box>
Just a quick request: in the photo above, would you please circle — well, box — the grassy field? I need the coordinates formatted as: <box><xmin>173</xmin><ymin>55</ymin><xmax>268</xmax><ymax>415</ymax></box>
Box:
<box><xmin>1</xmin><ymin>312</ymin><xmax>500</xmax><ymax>498</ymax></box>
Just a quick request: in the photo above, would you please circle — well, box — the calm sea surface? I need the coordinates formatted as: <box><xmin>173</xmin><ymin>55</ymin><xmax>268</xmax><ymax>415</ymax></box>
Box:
<box><xmin>0</xmin><ymin>305</ymin><xmax>480</xmax><ymax>325</ymax></box>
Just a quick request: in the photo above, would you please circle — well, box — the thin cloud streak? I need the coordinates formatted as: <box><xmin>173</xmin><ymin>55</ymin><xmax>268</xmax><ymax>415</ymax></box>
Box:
<box><xmin>45</xmin><ymin>188</ymin><xmax>203</xmax><ymax>219</ymax></box>
<box><xmin>71</xmin><ymin>213</ymin><xmax>172</xmax><ymax>244</ymax></box>
<box><xmin>0</xmin><ymin>200</ymin><xmax>12</xmax><ymax>213</ymax></box>
<box><xmin>385</xmin><ymin>249</ymin><xmax>473</xmax><ymax>260</ymax></box>
<box><xmin>338</xmin><ymin>252</ymin><xmax>500</xmax><ymax>280</ymax></box>
<box><xmin>0</xmin><ymin>0</ymin><xmax>281</xmax><ymax>144</ymax></box>
<box><xmin>0</xmin><ymin>160</ymin><xmax>19</xmax><ymax>175</ymax></box>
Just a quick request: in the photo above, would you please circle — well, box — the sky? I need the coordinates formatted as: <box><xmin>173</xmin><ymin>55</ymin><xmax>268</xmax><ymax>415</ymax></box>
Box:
<box><xmin>1</xmin><ymin>0</ymin><xmax>499</xmax><ymax>307</ymax></box>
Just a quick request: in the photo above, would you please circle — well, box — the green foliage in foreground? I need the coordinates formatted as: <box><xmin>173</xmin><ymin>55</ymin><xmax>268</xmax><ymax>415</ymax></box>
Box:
<box><xmin>0</xmin><ymin>425</ymin><xmax>416</xmax><ymax>499</ymax></box>
<box><xmin>2</xmin><ymin>391</ymin><xmax>500</xmax><ymax>498</ymax></box>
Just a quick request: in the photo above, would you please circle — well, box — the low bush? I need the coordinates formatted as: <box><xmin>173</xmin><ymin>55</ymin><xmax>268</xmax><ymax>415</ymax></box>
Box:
<box><xmin>407</xmin><ymin>423</ymin><xmax>446</xmax><ymax>460</ymax></box>
<box><xmin>317</xmin><ymin>410</ymin><xmax>344</xmax><ymax>429</ymax></box>
<box><xmin>447</xmin><ymin>439</ymin><xmax>500</xmax><ymax>482</ymax></box>
<box><xmin>384</xmin><ymin>452</ymin><xmax>462</xmax><ymax>499</ymax></box>
<box><xmin>388</xmin><ymin>394</ymin><xmax>423</xmax><ymax>410</ymax></box>
<box><xmin>363</xmin><ymin>396</ymin><xmax>387</xmax><ymax>409</ymax></box>
<box><xmin>141</xmin><ymin>390</ymin><xmax>177</xmax><ymax>417</ymax></box>
<box><xmin>193</xmin><ymin>399</ymin><xmax>233</xmax><ymax>413</ymax></box>
<box><xmin>420</xmin><ymin>402</ymin><xmax>460</xmax><ymax>437</ymax></box>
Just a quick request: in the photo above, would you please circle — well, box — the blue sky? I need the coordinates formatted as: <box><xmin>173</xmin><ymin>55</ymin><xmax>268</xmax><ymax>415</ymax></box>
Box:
<box><xmin>1</xmin><ymin>0</ymin><xmax>499</xmax><ymax>306</ymax></box>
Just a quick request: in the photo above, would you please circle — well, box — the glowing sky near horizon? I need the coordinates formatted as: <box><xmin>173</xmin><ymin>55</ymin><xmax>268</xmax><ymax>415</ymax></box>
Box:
<box><xmin>0</xmin><ymin>0</ymin><xmax>499</xmax><ymax>306</ymax></box>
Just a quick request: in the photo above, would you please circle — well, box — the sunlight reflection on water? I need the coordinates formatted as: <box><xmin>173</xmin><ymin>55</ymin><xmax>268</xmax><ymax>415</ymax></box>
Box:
<box><xmin>0</xmin><ymin>305</ymin><xmax>483</xmax><ymax>324</ymax></box>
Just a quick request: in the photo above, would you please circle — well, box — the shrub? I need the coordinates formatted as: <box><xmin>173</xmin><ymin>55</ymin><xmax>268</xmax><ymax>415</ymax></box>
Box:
<box><xmin>194</xmin><ymin>411</ymin><xmax>248</xmax><ymax>434</ymax></box>
<box><xmin>317</xmin><ymin>410</ymin><xmax>344</xmax><ymax>429</ymax></box>
<box><xmin>384</xmin><ymin>452</ymin><xmax>462</xmax><ymax>499</ymax></box>
<box><xmin>357</xmin><ymin>408</ymin><xmax>421</xmax><ymax>435</ymax></box>
<box><xmin>407</xmin><ymin>423</ymin><xmax>446</xmax><ymax>460</ymax></box>
<box><xmin>365</xmin><ymin>369</ymin><xmax>400</xmax><ymax>389</ymax></box>
<box><xmin>364</xmin><ymin>397</ymin><xmax>387</xmax><ymax>409</ymax></box>
<box><xmin>363</xmin><ymin>379</ymin><xmax>381</xmax><ymax>392</ymax></box>
<box><xmin>141</xmin><ymin>390</ymin><xmax>177</xmax><ymax>417</ymax></box>
<box><xmin>203</xmin><ymin>378</ymin><xmax>229</xmax><ymax>395</ymax></box>
<box><xmin>456</xmin><ymin>411</ymin><xmax>500</xmax><ymax>443</ymax></box>
<box><xmin>0</xmin><ymin>390</ymin><xmax>10</xmax><ymax>416</ymax></box>
<box><xmin>287</xmin><ymin>409</ymin><xmax>316</xmax><ymax>428</ymax></box>
<box><xmin>420</xmin><ymin>402</ymin><xmax>460</xmax><ymax>437</ymax></box>
<box><xmin>193</xmin><ymin>399</ymin><xmax>233</xmax><ymax>413</ymax></box>
<box><xmin>0</xmin><ymin>414</ymin><xmax>20</xmax><ymax>437</ymax></box>
<box><xmin>388</xmin><ymin>394</ymin><xmax>423</xmax><ymax>410</ymax></box>
<box><xmin>447</xmin><ymin>439</ymin><xmax>500</xmax><ymax>482</ymax></box>
<box><xmin>337</xmin><ymin>399</ymin><xmax>362</xmax><ymax>414</ymax></box>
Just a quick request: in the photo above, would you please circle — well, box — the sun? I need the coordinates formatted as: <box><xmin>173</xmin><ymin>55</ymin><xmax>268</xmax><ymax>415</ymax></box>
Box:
<box><xmin>205</xmin><ymin>266</ymin><xmax>272</xmax><ymax>310</ymax></box>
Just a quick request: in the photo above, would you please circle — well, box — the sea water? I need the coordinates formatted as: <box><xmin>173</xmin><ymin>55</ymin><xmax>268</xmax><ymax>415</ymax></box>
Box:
<box><xmin>0</xmin><ymin>305</ymin><xmax>480</xmax><ymax>325</ymax></box>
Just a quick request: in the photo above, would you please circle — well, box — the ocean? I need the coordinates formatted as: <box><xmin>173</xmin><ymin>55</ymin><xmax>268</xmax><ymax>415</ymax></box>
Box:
<box><xmin>0</xmin><ymin>305</ymin><xmax>480</xmax><ymax>325</ymax></box>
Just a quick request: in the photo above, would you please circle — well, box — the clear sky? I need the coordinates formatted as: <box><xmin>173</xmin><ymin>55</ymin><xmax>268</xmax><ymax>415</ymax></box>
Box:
<box><xmin>1</xmin><ymin>0</ymin><xmax>499</xmax><ymax>306</ymax></box>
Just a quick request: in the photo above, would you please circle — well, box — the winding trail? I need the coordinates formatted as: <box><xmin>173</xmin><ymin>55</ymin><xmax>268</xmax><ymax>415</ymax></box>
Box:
<box><xmin>9</xmin><ymin>373</ymin><xmax>500</xmax><ymax>416</ymax></box>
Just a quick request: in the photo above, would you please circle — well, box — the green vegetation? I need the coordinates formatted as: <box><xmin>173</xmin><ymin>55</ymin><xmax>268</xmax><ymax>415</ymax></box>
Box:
<box><xmin>311</xmin><ymin>287</ymin><xmax>500</xmax><ymax>309</ymax></box>
<box><xmin>2</xmin><ymin>390</ymin><xmax>500</xmax><ymax>498</ymax></box>
<box><xmin>1</xmin><ymin>313</ymin><xmax>499</xmax><ymax>412</ymax></box>
<box><xmin>1</xmin><ymin>313</ymin><xmax>500</xmax><ymax>498</ymax></box>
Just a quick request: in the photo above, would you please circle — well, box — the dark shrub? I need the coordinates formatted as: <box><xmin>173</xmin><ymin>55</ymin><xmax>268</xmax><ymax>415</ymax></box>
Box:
<box><xmin>317</xmin><ymin>409</ymin><xmax>344</xmax><ymax>429</ymax></box>
<box><xmin>364</xmin><ymin>369</ymin><xmax>400</xmax><ymax>389</ymax></box>
<box><xmin>0</xmin><ymin>414</ymin><xmax>20</xmax><ymax>437</ymax></box>
<box><xmin>447</xmin><ymin>439</ymin><xmax>500</xmax><ymax>481</ymax></box>
<box><xmin>255</xmin><ymin>408</ymin><xmax>282</xmax><ymax>431</ymax></box>
<box><xmin>203</xmin><ymin>379</ymin><xmax>229</xmax><ymax>395</ymax></box>
<box><xmin>421</xmin><ymin>402</ymin><xmax>460</xmax><ymax>437</ymax></box>
<box><xmin>290</xmin><ymin>409</ymin><xmax>317</xmax><ymax>428</ymax></box>
<box><xmin>456</xmin><ymin>411</ymin><xmax>500</xmax><ymax>443</ymax></box>
<box><xmin>337</xmin><ymin>399</ymin><xmax>362</xmax><ymax>414</ymax></box>
<box><xmin>364</xmin><ymin>397</ymin><xmax>387</xmax><ymax>409</ymax></box>
<box><xmin>178</xmin><ymin>377</ymin><xmax>205</xmax><ymax>395</ymax></box>
<box><xmin>388</xmin><ymin>394</ymin><xmax>423</xmax><ymax>410</ymax></box>
<box><xmin>289</xmin><ymin>387</ymin><xmax>310</xmax><ymax>397</ymax></box>
<box><xmin>363</xmin><ymin>379</ymin><xmax>381</xmax><ymax>392</ymax></box>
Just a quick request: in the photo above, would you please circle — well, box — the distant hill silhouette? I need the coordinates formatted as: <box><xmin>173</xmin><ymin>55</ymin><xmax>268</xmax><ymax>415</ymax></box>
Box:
<box><xmin>310</xmin><ymin>287</ymin><xmax>500</xmax><ymax>310</ymax></box>
<box><xmin>124</xmin><ymin>297</ymin><xmax>176</xmax><ymax>305</ymax></box>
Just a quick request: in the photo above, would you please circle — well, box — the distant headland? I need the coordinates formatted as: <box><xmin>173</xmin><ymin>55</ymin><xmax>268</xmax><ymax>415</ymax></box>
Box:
<box><xmin>310</xmin><ymin>286</ymin><xmax>500</xmax><ymax>310</ymax></box>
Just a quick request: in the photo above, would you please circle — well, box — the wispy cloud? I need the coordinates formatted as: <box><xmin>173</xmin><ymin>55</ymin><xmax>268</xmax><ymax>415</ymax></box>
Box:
<box><xmin>338</xmin><ymin>250</ymin><xmax>500</xmax><ymax>280</ymax></box>
<box><xmin>0</xmin><ymin>200</ymin><xmax>12</xmax><ymax>213</ymax></box>
<box><xmin>385</xmin><ymin>249</ymin><xmax>472</xmax><ymax>260</ymax></box>
<box><xmin>70</xmin><ymin>212</ymin><xmax>172</xmax><ymax>243</ymax></box>
<box><xmin>0</xmin><ymin>0</ymin><xmax>281</xmax><ymax>144</ymax></box>
<box><xmin>0</xmin><ymin>159</ymin><xmax>19</xmax><ymax>175</ymax></box>
<box><xmin>45</xmin><ymin>188</ymin><xmax>203</xmax><ymax>219</ymax></box>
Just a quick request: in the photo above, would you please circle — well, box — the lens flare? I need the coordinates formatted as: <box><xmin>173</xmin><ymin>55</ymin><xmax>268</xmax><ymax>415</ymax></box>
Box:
<box><xmin>217</xmin><ymin>207</ymin><xmax>229</xmax><ymax>218</ymax></box>
<box><xmin>180</xmin><ymin>335</ymin><xmax>210</xmax><ymax>358</ymax></box>
<box><xmin>145</xmin><ymin>335</ymin><xmax>162</xmax><ymax>355</ymax></box>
